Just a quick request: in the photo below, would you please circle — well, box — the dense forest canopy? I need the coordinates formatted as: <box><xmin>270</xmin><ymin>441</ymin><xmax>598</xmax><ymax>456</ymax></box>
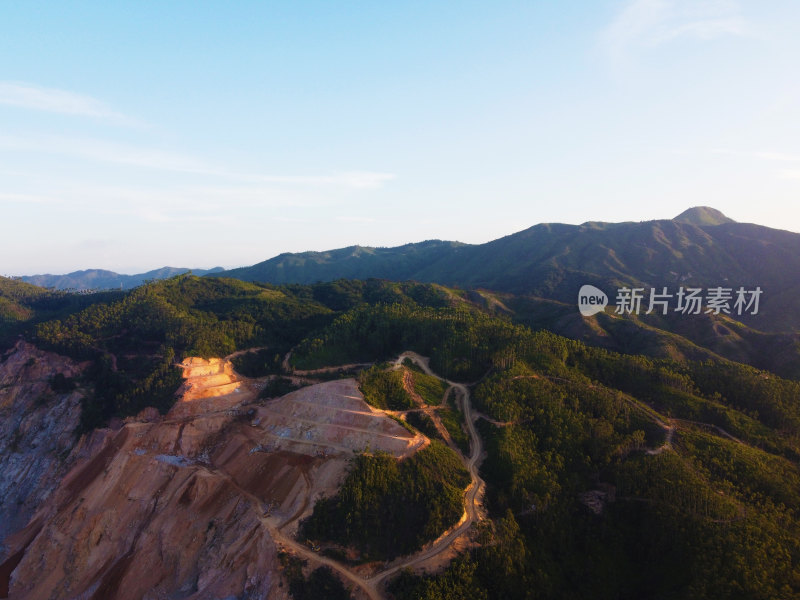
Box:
<box><xmin>301</xmin><ymin>441</ymin><xmax>470</xmax><ymax>560</ymax></box>
<box><xmin>286</xmin><ymin>286</ymin><xmax>800</xmax><ymax>598</ymax></box>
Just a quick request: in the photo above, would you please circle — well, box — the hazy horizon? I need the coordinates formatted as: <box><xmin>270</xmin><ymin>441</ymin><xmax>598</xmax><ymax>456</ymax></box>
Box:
<box><xmin>4</xmin><ymin>205</ymin><xmax>792</xmax><ymax>277</ymax></box>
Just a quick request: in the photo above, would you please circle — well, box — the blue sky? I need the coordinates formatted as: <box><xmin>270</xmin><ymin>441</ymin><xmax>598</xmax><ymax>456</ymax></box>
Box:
<box><xmin>2</xmin><ymin>1</ymin><xmax>799</xmax><ymax>275</ymax></box>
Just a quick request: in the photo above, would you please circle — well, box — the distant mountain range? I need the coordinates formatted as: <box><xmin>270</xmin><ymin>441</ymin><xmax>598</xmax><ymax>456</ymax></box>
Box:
<box><xmin>20</xmin><ymin>266</ymin><xmax>224</xmax><ymax>291</ymax></box>
<box><xmin>212</xmin><ymin>207</ymin><xmax>800</xmax><ymax>332</ymax></box>
<box><xmin>15</xmin><ymin>207</ymin><xmax>800</xmax><ymax>334</ymax></box>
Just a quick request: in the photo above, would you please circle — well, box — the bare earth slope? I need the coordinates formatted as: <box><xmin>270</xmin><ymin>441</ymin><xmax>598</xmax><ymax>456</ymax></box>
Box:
<box><xmin>0</xmin><ymin>354</ymin><xmax>421</xmax><ymax>600</ymax></box>
<box><xmin>0</xmin><ymin>342</ymin><xmax>84</xmax><ymax>547</ymax></box>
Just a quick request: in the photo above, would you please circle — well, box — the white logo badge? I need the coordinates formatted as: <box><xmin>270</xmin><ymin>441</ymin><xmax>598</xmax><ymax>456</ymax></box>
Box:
<box><xmin>578</xmin><ymin>285</ymin><xmax>608</xmax><ymax>317</ymax></box>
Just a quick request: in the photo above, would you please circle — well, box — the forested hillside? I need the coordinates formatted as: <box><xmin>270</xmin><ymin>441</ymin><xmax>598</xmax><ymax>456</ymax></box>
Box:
<box><xmin>0</xmin><ymin>276</ymin><xmax>122</xmax><ymax>348</ymax></box>
<box><xmin>4</xmin><ymin>272</ymin><xmax>799</xmax><ymax>597</ymax></box>
<box><xmin>14</xmin><ymin>276</ymin><xmax>471</xmax><ymax>432</ymax></box>
<box><xmin>290</xmin><ymin>298</ymin><xmax>800</xmax><ymax>598</ymax></box>
<box><xmin>301</xmin><ymin>441</ymin><xmax>470</xmax><ymax>560</ymax></box>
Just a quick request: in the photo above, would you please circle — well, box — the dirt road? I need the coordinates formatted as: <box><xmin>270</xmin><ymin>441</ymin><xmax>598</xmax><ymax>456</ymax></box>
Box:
<box><xmin>261</xmin><ymin>351</ymin><xmax>486</xmax><ymax>599</ymax></box>
<box><xmin>281</xmin><ymin>350</ymin><xmax>372</xmax><ymax>375</ymax></box>
<box><xmin>371</xmin><ymin>353</ymin><xmax>486</xmax><ymax>582</ymax></box>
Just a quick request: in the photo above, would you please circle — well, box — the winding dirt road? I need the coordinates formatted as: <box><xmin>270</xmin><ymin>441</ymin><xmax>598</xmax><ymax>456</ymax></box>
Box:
<box><xmin>263</xmin><ymin>351</ymin><xmax>486</xmax><ymax>599</ymax></box>
<box><xmin>370</xmin><ymin>353</ymin><xmax>486</xmax><ymax>582</ymax></box>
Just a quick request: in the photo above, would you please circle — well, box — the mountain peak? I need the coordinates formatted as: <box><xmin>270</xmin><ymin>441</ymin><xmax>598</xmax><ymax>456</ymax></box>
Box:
<box><xmin>673</xmin><ymin>206</ymin><xmax>735</xmax><ymax>226</ymax></box>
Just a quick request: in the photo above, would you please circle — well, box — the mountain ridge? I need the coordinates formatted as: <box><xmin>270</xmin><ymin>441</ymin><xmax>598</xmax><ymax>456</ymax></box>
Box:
<box><xmin>19</xmin><ymin>266</ymin><xmax>225</xmax><ymax>291</ymax></box>
<box><xmin>207</xmin><ymin>208</ymin><xmax>800</xmax><ymax>332</ymax></box>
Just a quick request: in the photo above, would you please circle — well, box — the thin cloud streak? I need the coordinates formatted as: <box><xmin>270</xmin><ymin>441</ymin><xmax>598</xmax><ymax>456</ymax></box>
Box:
<box><xmin>654</xmin><ymin>16</ymin><xmax>746</xmax><ymax>43</ymax></box>
<box><xmin>0</xmin><ymin>81</ymin><xmax>136</xmax><ymax>124</ymax></box>
<box><xmin>335</xmin><ymin>216</ymin><xmax>378</xmax><ymax>223</ymax></box>
<box><xmin>711</xmin><ymin>148</ymin><xmax>800</xmax><ymax>163</ymax></box>
<box><xmin>0</xmin><ymin>192</ymin><xmax>62</xmax><ymax>205</ymax></box>
<box><xmin>709</xmin><ymin>149</ymin><xmax>800</xmax><ymax>181</ymax></box>
<box><xmin>246</xmin><ymin>172</ymin><xmax>396</xmax><ymax>189</ymax></box>
<box><xmin>0</xmin><ymin>134</ymin><xmax>213</xmax><ymax>173</ymax></box>
<box><xmin>0</xmin><ymin>134</ymin><xmax>395</xmax><ymax>189</ymax></box>
<box><xmin>6</xmin><ymin>182</ymin><xmax>383</xmax><ymax>228</ymax></box>
<box><xmin>754</xmin><ymin>151</ymin><xmax>800</xmax><ymax>163</ymax></box>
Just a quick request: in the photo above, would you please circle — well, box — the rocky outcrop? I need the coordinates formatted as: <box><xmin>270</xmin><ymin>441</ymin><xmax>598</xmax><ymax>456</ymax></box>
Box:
<box><xmin>3</xmin><ymin>423</ymin><xmax>287</xmax><ymax>600</ymax></box>
<box><xmin>0</xmin><ymin>341</ymin><xmax>83</xmax><ymax>550</ymax></box>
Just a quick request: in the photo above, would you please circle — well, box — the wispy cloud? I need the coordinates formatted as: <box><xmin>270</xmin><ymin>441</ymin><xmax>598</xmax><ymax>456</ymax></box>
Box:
<box><xmin>250</xmin><ymin>172</ymin><xmax>395</xmax><ymax>189</ymax></box>
<box><xmin>335</xmin><ymin>216</ymin><xmax>378</xmax><ymax>223</ymax></box>
<box><xmin>0</xmin><ymin>134</ymin><xmax>206</xmax><ymax>172</ymax></box>
<box><xmin>710</xmin><ymin>148</ymin><xmax>800</xmax><ymax>180</ymax></box>
<box><xmin>601</xmin><ymin>0</ymin><xmax>748</xmax><ymax>60</ymax></box>
<box><xmin>0</xmin><ymin>191</ymin><xmax>61</xmax><ymax>205</ymax></box>
<box><xmin>0</xmin><ymin>133</ymin><xmax>395</xmax><ymax>189</ymax></box>
<box><xmin>0</xmin><ymin>81</ymin><xmax>136</xmax><ymax>124</ymax></box>
<box><xmin>6</xmin><ymin>180</ymin><xmax>384</xmax><ymax>226</ymax></box>
<box><xmin>752</xmin><ymin>151</ymin><xmax>800</xmax><ymax>163</ymax></box>
<box><xmin>711</xmin><ymin>148</ymin><xmax>800</xmax><ymax>162</ymax></box>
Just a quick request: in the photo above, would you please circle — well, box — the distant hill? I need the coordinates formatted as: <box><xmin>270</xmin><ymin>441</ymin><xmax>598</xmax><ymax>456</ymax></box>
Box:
<box><xmin>218</xmin><ymin>240</ymin><xmax>465</xmax><ymax>285</ymax></box>
<box><xmin>673</xmin><ymin>206</ymin><xmax>736</xmax><ymax>226</ymax></box>
<box><xmin>0</xmin><ymin>276</ymin><xmax>123</xmax><ymax>347</ymax></box>
<box><xmin>211</xmin><ymin>208</ymin><xmax>800</xmax><ymax>332</ymax></box>
<box><xmin>20</xmin><ymin>266</ymin><xmax>225</xmax><ymax>291</ymax></box>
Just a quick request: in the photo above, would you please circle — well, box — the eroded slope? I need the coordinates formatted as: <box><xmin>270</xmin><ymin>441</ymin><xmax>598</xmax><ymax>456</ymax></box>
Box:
<box><xmin>1</xmin><ymin>354</ymin><xmax>421</xmax><ymax>600</ymax></box>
